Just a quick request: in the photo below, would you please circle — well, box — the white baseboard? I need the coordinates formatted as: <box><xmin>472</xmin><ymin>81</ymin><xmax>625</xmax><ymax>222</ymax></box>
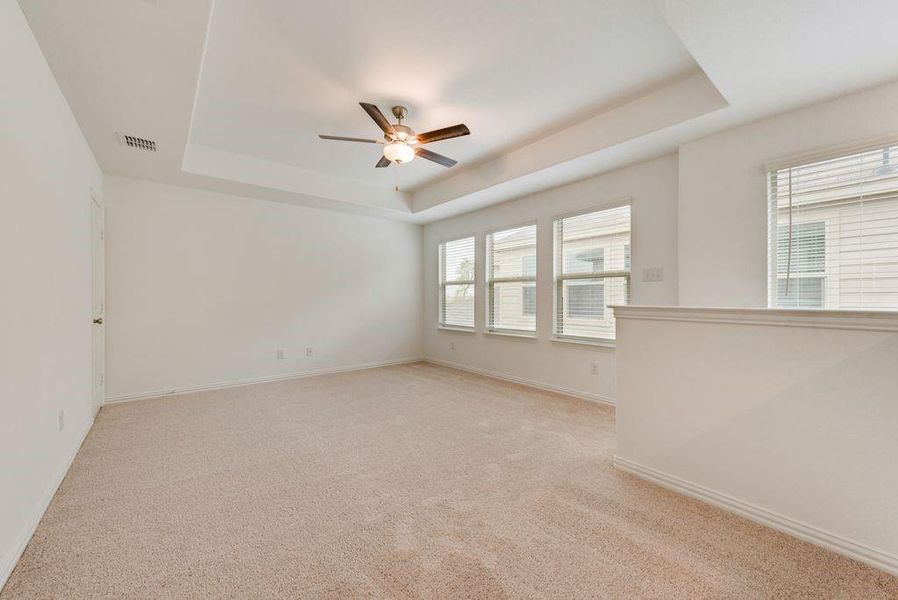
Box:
<box><xmin>424</xmin><ymin>357</ymin><xmax>615</xmax><ymax>407</ymax></box>
<box><xmin>613</xmin><ymin>455</ymin><xmax>898</xmax><ymax>576</ymax></box>
<box><xmin>104</xmin><ymin>357</ymin><xmax>424</xmax><ymax>404</ymax></box>
<box><xmin>0</xmin><ymin>411</ymin><xmax>96</xmax><ymax>592</ymax></box>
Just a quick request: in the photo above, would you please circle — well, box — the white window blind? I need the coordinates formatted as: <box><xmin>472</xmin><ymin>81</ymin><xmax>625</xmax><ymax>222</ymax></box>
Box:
<box><xmin>439</xmin><ymin>236</ymin><xmax>475</xmax><ymax>328</ymax></box>
<box><xmin>768</xmin><ymin>143</ymin><xmax>898</xmax><ymax>311</ymax></box>
<box><xmin>487</xmin><ymin>224</ymin><xmax>537</xmax><ymax>333</ymax></box>
<box><xmin>554</xmin><ymin>205</ymin><xmax>631</xmax><ymax>341</ymax></box>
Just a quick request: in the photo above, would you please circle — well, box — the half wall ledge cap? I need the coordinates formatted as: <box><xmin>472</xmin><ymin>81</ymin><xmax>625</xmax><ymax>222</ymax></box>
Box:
<box><xmin>610</xmin><ymin>305</ymin><xmax>898</xmax><ymax>333</ymax></box>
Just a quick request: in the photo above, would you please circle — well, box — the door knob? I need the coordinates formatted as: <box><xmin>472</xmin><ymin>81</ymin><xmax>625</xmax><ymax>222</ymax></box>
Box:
<box><xmin>93</xmin><ymin>317</ymin><xmax>103</xmax><ymax>325</ymax></box>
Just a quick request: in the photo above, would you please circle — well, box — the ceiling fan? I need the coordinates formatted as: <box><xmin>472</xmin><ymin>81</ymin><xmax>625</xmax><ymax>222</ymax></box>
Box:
<box><xmin>319</xmin><ymin>103</ymin><xmax>470</xmax><ymax>168</ymax></box>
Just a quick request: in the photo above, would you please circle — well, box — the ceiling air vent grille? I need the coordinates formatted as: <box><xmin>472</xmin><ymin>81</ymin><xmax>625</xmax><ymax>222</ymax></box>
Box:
<box><xmin>116</xmin><ymin>132</ymin><xmax>157</xmax><ymax>152</ymax></box>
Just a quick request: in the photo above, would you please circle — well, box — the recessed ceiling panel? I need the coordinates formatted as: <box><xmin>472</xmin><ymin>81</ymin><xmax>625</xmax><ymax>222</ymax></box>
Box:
<box><xmin>189</xmin><ymin>0</ymin><xmax>698</xmax><ymax>190</ymax></box>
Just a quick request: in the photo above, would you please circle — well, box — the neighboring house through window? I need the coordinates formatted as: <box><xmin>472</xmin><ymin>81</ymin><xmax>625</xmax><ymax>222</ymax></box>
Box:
<box><xmin>438</xmin><ymin>236</ymin><xmax>475</xmax><ymax>328</ymax></box>
<box><xmin>521</xmin><ymin>254</ymin><xmax>536</xmax><ymax>316</ymax></box>
<box><xmin>554</xmin><ymin>204</ymin><xmax>631</xmax><ymax>341</ymax></box>
<box><xmin>487</xmin><ymin>225</ymin><xmax>537</xmax><ymax>333</ymax></box>
<box><xmin>776</xmin><ymin>222</ymin><xmax>825</xmax><ymax>308</ymax></box>
<box><xmin>768</xmin><ymin>143</ymin><xmax>898</xmax><ymax>310</ymax></box>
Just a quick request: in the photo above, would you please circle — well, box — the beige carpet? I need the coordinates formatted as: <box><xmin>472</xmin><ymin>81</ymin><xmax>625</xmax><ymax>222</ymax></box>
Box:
<box><xmin>3</xmin><ymin>363</ymin><xmax>896</xmax><ymax>598</ymax></box>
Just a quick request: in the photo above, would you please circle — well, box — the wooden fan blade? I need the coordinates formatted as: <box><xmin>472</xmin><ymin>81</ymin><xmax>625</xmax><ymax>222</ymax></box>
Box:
<box><xmin>319</xmin><ymin>135</ymin><xmax>380</xmax><ymax>144</ymax></box>
<box><xmin>375</xmin><ymin>155</ymin><xmax>391</xmax><ymax>168</ymax></box>
<box><xmin>360</xmin><ymin>103</ymin><xmax>396</xmax><ymax>135</ymax></box>
<box><xmin>415</xmin><ymin>124</ymin><xmax>470</xmax><ymax>145</ymax></box>
<box><xmin>416</xmin><ymin>147</ymin><xmax>457</xmax><ymax>168</ymax></box>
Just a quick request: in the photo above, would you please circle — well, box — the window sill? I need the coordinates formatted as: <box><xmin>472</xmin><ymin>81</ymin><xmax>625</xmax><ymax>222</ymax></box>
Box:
<box><xmin>436</xmin><ymin>325</ymin><xmax>475</xmax><ymax>334</ymax></box>
<box><xmin>484</xmin><ymin>329</ymin><xmax>537</xmax><ymax>340</ymax></box>
<box><xmin>550</xmin><ymin>335</ymin><xmax>616</xmax><ymax>350</ymax></box>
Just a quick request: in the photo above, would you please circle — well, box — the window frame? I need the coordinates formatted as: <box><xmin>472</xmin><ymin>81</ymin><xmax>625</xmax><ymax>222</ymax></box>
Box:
<box><xmin>766</xmin><ymin>138</ymin><xmax>898</xmax><ymax>312</ymax></box>
<box><xmin>438</xmin><ymin>235</ymin><xmax>476</xmax><ymax>331</ymax></box>
<box><xmin>552</xmin><ymin>200</ymin><xmax>632</xmax><ymax>345</ymax></box>
<box><xmin>485</xmin><ymin>222</ymin><xmax>538</xmax><ymax>336</ymax></box>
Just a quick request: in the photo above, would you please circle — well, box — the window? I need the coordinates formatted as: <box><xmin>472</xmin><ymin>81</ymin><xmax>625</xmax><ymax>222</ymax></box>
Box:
<box><xmin>554</xmin><ymin>204</ymin><xmax>631</xmax><ymax>341</ymax></box>
<box><xmin>568</xmin><ymin>283</ymin><xmax>604</xmax><ymax>318</ymax></box>
<box><xmin>565</xmin><ymin>248</ymin><xmax>604</xmax><ymax>273</ymax></box>
<box><xmin>522</xmin><ymin>286</ymin><xmax>536</xmax><ymax>316</ymax></box>
<box><xmin>521</xmin><ymin>255</ymin><xmax>536</xmax><ymax>316</ymax></box>
<box><xmin>777</xmin><ymin>275</ymin><xmax>824</xmax><ymax>308</ymax></box>
<box><xmin>439</xmin><ymin>236</ymin><xmax>475</xmax><ymax>329</ymax></box>
<box><xmin>768</xmin><ymin>143</ymin><xmax>898</xmax><ymax>310</ymax></box>
<box><xmin>776</xmin><ymin>222</ymin><xmax>825</xmax><ymax>308</ymax></box>
<box><xmin>486</xmin><ymin>224</ymin><xmax>537</xmax><ymax>333</ymax></box>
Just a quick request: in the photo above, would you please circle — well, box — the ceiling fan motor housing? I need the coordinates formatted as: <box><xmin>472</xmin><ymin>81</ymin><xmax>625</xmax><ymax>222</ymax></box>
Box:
<box><xmin>388</xmin><ymin>124</ymin><xmax>416</xmax><ymax>142</ymax></box>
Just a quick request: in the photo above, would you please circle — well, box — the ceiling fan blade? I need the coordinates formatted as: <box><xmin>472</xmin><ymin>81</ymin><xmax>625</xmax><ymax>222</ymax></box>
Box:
<box><xmin>415</xmin><ymin>124</ymin><xmax>470</xmax><ymax>145</ymax></box>
<box><xmin>416</xmin><ymin>147</ymin><xmax>457</xmax><ymax>168</ymax></box>
<box><xmin>318</xmin><ymin>135</ymin><xmax>380</xmax><ymax>144</ymax></box>
<box><xmin>360</xmin><ymin>102</ymin><xmax>396</xmax><ymax>136</ymax></box>
<box><xmin>375</xmin><ymin>155</ymin><xmax>391</xmax><ymax>168</ymax></box>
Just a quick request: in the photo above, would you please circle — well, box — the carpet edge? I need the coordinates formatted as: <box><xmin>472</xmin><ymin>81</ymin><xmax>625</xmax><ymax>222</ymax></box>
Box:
<box><xmin>104</xmin><ymin>357</ymin><xmax>426</xmax><ymax>404</ymax></box>
<box><xmin>424</xmin><ymin>357</ymin><xmax>615</xmax><ymax>406</ymax></box>
<box><xmin>0</xmin><ymin>410</ymin><xmax>96</xmax><ymax>593</ymax></box>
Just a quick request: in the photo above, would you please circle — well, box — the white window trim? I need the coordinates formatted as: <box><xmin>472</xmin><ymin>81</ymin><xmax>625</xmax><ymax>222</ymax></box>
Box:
<box><xmin>437</xmin><ymin>325</ymin><xmax>475</xmax><ymax>333</ymax></box>
<box><xmin>763</xmin><ymin>133</ymin><xmax>898</xmax><ymax>173</ymax></box>
<box><xmin>484</xmin><ymin>329</ymin><xmax>537</xmax><ymax>340</ymax></box>
<box><xmin>550</xmin><ymin>335</ymin><xmax>616</xmax><ymax>350</ymax></box>
<box><xmin>552</xmin><ymin>200</ymin><xmax>632</xmax><ymax>343</ymax></box>
<box><xmin>485</xmin><ymin>222</ymin><xmax>538</xmax><ymax>335</ymax></box>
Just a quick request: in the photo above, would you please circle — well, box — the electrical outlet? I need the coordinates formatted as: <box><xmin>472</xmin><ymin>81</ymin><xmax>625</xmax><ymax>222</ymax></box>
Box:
<box><xmin>590</xmin><ymin>362</ymin><xmax>599</xmax><ymax>375</ymax></box>
<box><xmin>305</xmin><ymin>347</ymin><xmax>313</xmax><ymax>357</ymax></box>
<box><xmin>277</xmin><ymin>349</ymin><xmax>285</xmax><ymax>360</ymax></box>
<box><xmin>57</xmin><ymin>410</ymin><xmax>64</xmax><ymax>432</ymax></box>
<box><xmin>642</xmin><ymin>267</ymin><xmax>664</xmax><ymax>282</ymax></box>
<box><xmin>450</xmin><ymin>342</ymin><xmax>455</xmax><ymax>351</ymax></box>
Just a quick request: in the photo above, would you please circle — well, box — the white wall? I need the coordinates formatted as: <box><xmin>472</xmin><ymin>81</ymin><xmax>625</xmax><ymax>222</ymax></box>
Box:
<box><xmin>104</xmin><ymin>176</ymin><xmax>423</xmax><ymax>400</ymax></box>
<box><xmin>422</xmin><ymin>155</ymin><xmax>679</xmax><ymax>402</ymax></box>
<box><xmin>678</xmin><ymin>79</ymin><xmax>898</xmax><ymax>307</ymax></box>
<box><xmin>0</xmin><ymin>2</ymin><xmax>102</xmax><ymax>587</ymax></box>
<box><xmin>614</xmin><ymin>306</ymin><xmax>898</xmax><ymax>574</ymax></box>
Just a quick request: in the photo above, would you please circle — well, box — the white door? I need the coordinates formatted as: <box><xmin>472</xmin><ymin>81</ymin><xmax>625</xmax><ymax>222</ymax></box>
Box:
<box><xmin>91</xmin><ymin>191</ymin><xmax>105</xmax><ymax>412</ymax></box>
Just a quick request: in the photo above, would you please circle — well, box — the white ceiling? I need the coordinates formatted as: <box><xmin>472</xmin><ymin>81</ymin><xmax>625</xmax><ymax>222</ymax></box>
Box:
<box><xmin>656</xmin><ymin>0</ymin><xmax>898</xmax><ymax>113</ymax></box>
<box><xmin>17</xmin><ymin>0</ymin><xmax>898</xmax><ymax>222</ymax></box>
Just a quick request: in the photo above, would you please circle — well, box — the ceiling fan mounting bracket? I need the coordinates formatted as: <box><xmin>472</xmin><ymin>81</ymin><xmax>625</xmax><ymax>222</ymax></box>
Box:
<box><xmin>391</xmin><ymin>105</ymin><xmax>408</xmax><ymax>122</ymax></box>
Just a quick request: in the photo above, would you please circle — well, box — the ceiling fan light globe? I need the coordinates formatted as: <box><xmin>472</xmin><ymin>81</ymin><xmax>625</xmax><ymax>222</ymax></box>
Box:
<box><xmin>384</xmin><ymin>141</ymin><xmax>415</xmax><ymax>164</ymax></box>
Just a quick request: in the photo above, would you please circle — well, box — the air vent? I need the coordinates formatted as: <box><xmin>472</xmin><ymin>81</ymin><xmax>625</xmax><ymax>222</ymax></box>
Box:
<box><xmin>116</xmin><ymin>132</ymin><xmax>157</xmax><ymax>152</ymax></box>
